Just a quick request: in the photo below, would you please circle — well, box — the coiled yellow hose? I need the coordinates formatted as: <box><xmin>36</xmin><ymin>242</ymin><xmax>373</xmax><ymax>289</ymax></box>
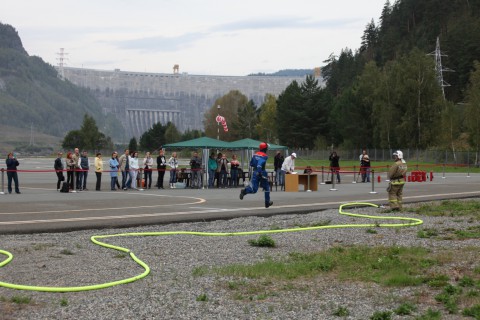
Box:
<box><xmin>0</xmin><ymin>202</ymin><xmax>423</xmax><ymax>292</ymax></box>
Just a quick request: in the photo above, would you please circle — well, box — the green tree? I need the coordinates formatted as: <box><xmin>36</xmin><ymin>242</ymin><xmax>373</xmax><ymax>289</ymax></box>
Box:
<box><xmin>276</xmin><ymin>75</ymin><xmax>330</xmax><ymax>149</ymax></box>
<box><xmin>164</xmin><ymin>122</ymin><xmax>181</xmax><ymax>143</ymax></box>
<box><xmin>329</xmin><ymin>87</ymin><xmax>367</xmax><ymax>149</ymax></box>
<box><xmin>181</xmin><ymin>129</ymin><xmax>203</xmax><ymax>141</ymax></box>
<box><xmin>359</xmin><ymin>19</ymin><xmax>378</xmax><ymax>61</ymax></box>
<box><xmin>202</xmin><ymin>90</ymin><xmax>248</xmax><ymax>141</ymax></box>
<box><xmin>231</xmin><ymin>99</ymin><xmax>258</xmax><ymax>140</ymax></box>
<box><xmin>139</xmin><ymin>122</ymin><xmax>167</xmax><ymax>151</ymax></box>
<box><xmin>81</xmin><ymin>114</ymin><xmax>101</xmax><ymax>150</ymax></box>
<box><xmin>276</xmin><ymin>80</ymin><xmax>303</xmax><ymax>148</ymax></box>
<box><xmin>465</xmin><ymin>61</ymin><xmax>480</xmax><ymax>163</ymax></box>
<box><xmin>356</xmin><ymin>61</ymin><xmax>396</xmax><ymax>149</ymax></box>
<box><xmin>62</xmin><ymin>130</ymin><xmax>83</xmax><ymax>150</ymax></box>
<box><xmin>61</xmin><ymin>114</ymin><xmax>113</xmax><ymax>151</ymax></box>
<box><xmin>128</xmin><ymin>137</ymin><xmax>138</xmax><ymax>152</ymax></box>
<box><xmin>256</xmin><ymin>94</ymin><xmax>278</xmax><ymax>143</ymax></box>
<box><xmin>389</xmin><ymin>48</ymin><xmax>443</xmax><ymax>148</ymax></box>
<box><xmin>439</xmin><ymin>100</ymin><xmax>464</xmax><ymax>162</ymax></box>
<box><xmin>300</xmin><ymin>75</ymin><xmax>330</xmax><ymax>148</ymax></box>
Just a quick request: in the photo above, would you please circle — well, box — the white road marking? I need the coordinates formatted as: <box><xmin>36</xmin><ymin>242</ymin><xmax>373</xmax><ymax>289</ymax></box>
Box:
<box><xmin>0</xmin><ymin>191</ymin><xmax>479</xmax><ymax>226</ymax></box>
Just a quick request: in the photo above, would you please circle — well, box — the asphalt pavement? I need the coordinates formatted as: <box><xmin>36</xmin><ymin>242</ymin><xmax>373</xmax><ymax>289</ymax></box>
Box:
<box><xmin>1</xmin><ymin>157</ymin><xmax>479</xmax><ymax>234</ymax></box>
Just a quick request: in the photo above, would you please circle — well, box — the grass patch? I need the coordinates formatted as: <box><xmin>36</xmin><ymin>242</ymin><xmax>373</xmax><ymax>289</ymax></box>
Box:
<box><xmin>60</xmin><ymin>298</ymin><xmax>68</xmax><ymax>307</ymax></box>
<box><xmin>213</xmin><ymin>246</ymin><xmax>442</xmax><ymax>287</ymax></box>
<box><xmin>332</xmin><ymin>305</ymin><xmax>350</xmax><ymax>316</ymax></box>
<box><xmin>454</xmin><ymin>225</ymin><xmax>480</xmax><ymax>239</ymax></box>
<box><xmin>435</xmin><ymin>284</ymin><xmax>462</xmax><ymax>314</ymax></box>
<box><xmin>425</xmin><ymin>274</ymin><xmax>450</xmax><ymax>288</ymax></box>
<box><xmin>417</xmin><ymin>228</ymin><xmax>439</xmax><ymax>238</ymax></box>
<box><xmin>10</xmin><ymin>295</ymin><xmax>31</xmax><ymax>304</ymax></box>
<box><xmin>370</xmin><ymin>310</ymin><xmax>392</xmax><ymax>319</ymax></box>
<box><xmin>415</xmin><ymin>308</ymin><xmax>441</xmax><ymax>319</ymax></box>
<box><xmin>196</xmin><ymin>293</ymin><xmax>208</xmax><ymax>302</ymax></box>
<box><xmin>417</xmin><ymin>225</ymin><xmax>480</xmax><ymax>240</ymax></box>
<box><xmin>462</xmin><ymin>304</ymin><xmax>480</xmax><ymax>318</ymax></box>
<box><xmin>394</xmin><ymin>302</ymin><xmax>417</xmax><ymax>315</ymax></box>
<box><xmin>60</xmin><ymin>249</ymin><xmax>74</xmax><ymax>255</ymax></box>
<box><xmin>247</xmin><ymin>235</ymin><xmax>276</xmax><ymax>247</ymax></box>
<box><xmin>413</xmin><ymin>200</ymin><xmax>480</xmax><ymax>219</ymax></box>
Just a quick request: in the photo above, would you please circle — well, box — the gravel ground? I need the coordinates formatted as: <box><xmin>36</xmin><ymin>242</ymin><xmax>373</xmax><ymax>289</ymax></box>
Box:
<box><xmin>0</xmin><ymin>201</ymin><xmax>479</xmax><ymax>320</ymax></box>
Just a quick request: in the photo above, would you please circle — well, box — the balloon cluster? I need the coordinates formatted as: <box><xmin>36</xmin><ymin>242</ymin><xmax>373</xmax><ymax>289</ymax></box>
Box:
<box><xmin>215</xmin><ymin>115</ymin><xmax>228</xmax><ymax>132</ymax></box>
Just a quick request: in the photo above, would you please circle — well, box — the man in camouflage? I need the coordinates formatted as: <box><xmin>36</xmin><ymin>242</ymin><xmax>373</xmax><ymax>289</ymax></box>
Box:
<box><xmin>387</xmin><ymin>150</ymin><xmax>408</xmax><ymax>210</ymax></box>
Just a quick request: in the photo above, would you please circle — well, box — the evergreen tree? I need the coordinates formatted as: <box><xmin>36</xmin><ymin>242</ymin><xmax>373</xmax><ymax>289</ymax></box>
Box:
<box><xmin>164</xmin><ymin>122</ymin><xmax>181</xmax><ymax>144</ymax></box>
<box><xmin>181</xmin><ymin>129</ymin><xmax>203</xmax><ymax>141</ymax></box>
<box><xmin>61</xmin><ymin>114</ymin><xmax>113</xmax><ymax>151</ymax></box>
<box><xmin>231</xmin><ymin>100</ymin><xmax>258</xmax><ymax>140</ymax></box>
<box><xmin>128</xmin><ymin>137</ymin><xmax>138</xmax><ymax>152</ymax></box>
<box><xmin>360</xmin><ymin>19</ymin><xmax>379</xmax><ymax>61</ymax></box>
<box><xmin>276</xmin><ymin>80</ymin><xmax>303</xmax><ymax>148</ymax></box>
<box><xmin>139</xmin><ymin>122</ymin><xmax>167</xmax><ymax>151</ymax></box>
<box><xmin>81</xmin><ymin>114</ymin><xmax>101</xmax><ymax>150</ymax></box>
<box><xmin>62</xmin><ymin>130</ymin><xmax>83</xmax><ymax>150</ymax></box>
<box><xmin>300</xmin><ymin>75</ymin><xmax>328</xmax><ymax>149</ymax></box>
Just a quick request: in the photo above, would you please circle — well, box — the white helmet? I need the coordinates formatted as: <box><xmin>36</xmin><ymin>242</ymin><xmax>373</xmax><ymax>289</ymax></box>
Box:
<box><xmin>393</xmin><ymin>150</ymin><xmax>403</xmax><ymax>159</ymax></box>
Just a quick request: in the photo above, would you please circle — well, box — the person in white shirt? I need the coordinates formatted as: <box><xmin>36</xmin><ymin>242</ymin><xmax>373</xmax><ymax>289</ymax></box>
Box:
<box><xmin>168</xmin><ymin>152</ymin><xmax>179</xmax><ymax>188</ymax></box>
<box><xmin>280</xmin><ymin>153</ymin><xmax>296</xmax><ymax>188</ymax></box>
<box><xmin>129</xmin><ymin>151</ymin><xmax>140</xmax><ymax>189</ymax></box>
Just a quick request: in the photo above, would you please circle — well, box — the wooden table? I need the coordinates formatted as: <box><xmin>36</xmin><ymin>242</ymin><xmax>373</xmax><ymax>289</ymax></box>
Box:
<box><xmin>285</xmin><ymin>173</ymin><xmax>318</xmax><ymax>192</ymax></box>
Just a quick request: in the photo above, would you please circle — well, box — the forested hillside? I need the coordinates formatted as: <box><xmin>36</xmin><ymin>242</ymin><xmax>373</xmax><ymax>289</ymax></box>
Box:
<box><xmin>275</xmin><ymin>0</ymin><xmax>480</xmax><ymax>153</ymax></box>
<box><xmin>360</xmin><ymin>0</ymin><xmax>480</xmax><ymax>102</ymax></box>
<box><xmin>0</xmin><ymin>23</ymin><xmax>118</xmax><ymax>149</ymax></box>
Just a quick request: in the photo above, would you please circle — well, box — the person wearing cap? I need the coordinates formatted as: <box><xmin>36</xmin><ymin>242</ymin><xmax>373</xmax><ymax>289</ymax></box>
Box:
<box><xmin>387</xmin><ymin>150</ymin><xmax>408</xmax><ymax>211</ymax></box>
<box><xmin>280</xmin><ymin>152</ymin><xmax>296</xmax><ymax>189</ymax></box>
<box><xmin>239</xmin><ymin>142</ymin><xmax>273</xmax><ymax>208</ymax></box>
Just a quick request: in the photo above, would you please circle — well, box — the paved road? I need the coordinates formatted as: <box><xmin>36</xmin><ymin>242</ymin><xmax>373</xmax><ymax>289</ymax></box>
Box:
<box><xmin>1</xmin><ymin>158</ymin><xmax>478</xmax><ymax>234</ymax></box>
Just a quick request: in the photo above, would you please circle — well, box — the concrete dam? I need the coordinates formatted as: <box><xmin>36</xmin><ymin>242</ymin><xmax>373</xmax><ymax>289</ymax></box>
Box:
<box><xmin>61</xmin><ymin>67</ymin><xmax>309</xmax><ymax>139</ymax></box>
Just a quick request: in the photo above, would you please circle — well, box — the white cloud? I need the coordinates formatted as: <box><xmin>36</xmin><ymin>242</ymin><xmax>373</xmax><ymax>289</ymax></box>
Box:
<box><xmin>1</xmin><ymin>0</ymin><xmax>387</xmax><ymax>75</ymax></box>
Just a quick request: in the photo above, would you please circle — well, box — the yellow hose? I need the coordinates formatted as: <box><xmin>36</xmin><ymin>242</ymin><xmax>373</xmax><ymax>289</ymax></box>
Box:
<box><xmin>0</xmin><ymin>202</ymin><xmax>422</xmax><ymax>292</ymax></box>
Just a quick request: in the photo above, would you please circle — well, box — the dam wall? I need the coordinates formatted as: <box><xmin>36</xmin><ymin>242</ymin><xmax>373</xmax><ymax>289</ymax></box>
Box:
<box><xmin>61</xmin><ymin>67</ymin><xmax>311</xmax><ymax>140</ymax></box>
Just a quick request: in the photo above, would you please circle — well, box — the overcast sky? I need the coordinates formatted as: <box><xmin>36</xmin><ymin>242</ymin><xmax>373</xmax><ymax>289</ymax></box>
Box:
<box><xmin>2</xmin><ymin>0</ymin><xmax>387</xmax><ymax>76</ymax></box>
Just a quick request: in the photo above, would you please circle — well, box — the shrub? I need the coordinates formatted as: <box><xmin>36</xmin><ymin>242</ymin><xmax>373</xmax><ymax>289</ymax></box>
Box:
<box><xmin>248</xmin><ymin>235</ymin><xmax>276</xmax><ymax>247</ymax></box>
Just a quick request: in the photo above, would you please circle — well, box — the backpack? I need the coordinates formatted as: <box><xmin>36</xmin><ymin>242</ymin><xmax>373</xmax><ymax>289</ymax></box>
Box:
<box><xmin>60</xmin><ymin>182</ymin><xmax>69</xmax><ymax>193</ymax></box>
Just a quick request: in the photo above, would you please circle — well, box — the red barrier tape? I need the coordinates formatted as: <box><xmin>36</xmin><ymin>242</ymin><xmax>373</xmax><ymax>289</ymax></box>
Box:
<box><xmin>0</xmin><ymin>168</ymin><xmax>205</xmax><ymax>173</ymax></box>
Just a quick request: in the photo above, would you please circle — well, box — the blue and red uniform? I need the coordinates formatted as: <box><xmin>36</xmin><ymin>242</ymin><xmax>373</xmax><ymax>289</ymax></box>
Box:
<box><xmin>240</xmin><ymin>150</ymin><xmax>272</xmax><ymax>208</ymax></box>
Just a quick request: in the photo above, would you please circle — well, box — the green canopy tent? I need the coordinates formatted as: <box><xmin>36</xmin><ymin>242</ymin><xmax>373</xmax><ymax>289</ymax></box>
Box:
<box><xmin>163</xmin><ymin>136</ymin><xmax>233</xmax><ymax>149</ymax></box>
<box><xmin>163</xmin><ymin>137</ymin><xmax>233</xmax><ymax>188</ymax></box>
<box><xmin>229</xmin><ymin>138</ymin><xmax>288</xmax><ymax>151</ymax></box>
